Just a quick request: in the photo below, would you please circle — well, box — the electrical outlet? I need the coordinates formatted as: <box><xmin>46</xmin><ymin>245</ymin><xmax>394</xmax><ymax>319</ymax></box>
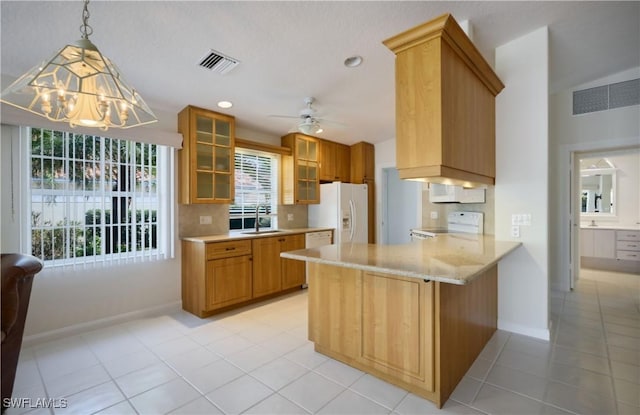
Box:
<box><xmin>199</xmin><ymin>215</ymin><xmax>212</xmax><ymax>225</ymax></box>
<box><xmin>287</xmin><ymin>213</ymin><xmax>294</xmax><ymax>221</ymax></box>
<box><xmin>430</xmin><ymin>211</ymin><xmax>438</xmax><ymax>220</ymax></box>
<box><xmin>511</xmin><ymin>225</ymin><xmax>520</xmax><ymax>238</ymax></box>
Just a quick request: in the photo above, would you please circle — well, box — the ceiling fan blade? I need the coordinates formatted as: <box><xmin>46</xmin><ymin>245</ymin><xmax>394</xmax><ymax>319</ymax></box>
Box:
<box><xmin>268</xmin><ymin>114</ymin><xmax>301</xmax><ymax>119</ymax></box>
<box><xmin>317</xmin><ymin>118</ymin><xmax>348</xmax><ymax>128</ymax></box>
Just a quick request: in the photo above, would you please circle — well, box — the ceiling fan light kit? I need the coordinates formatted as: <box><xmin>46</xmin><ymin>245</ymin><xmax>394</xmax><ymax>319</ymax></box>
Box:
<box><xmin>0</xmin><ymin>0</ymin><xmax>156</xmax><ymax>131</ymax></box>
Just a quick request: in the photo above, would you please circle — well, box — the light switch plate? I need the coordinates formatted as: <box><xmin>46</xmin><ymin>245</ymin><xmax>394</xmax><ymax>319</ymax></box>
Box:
<box><xmin>199</xmin><ymin>215</ymin><xmax>212</xmax><ymax>225</ymax></box>
<box><xmin>287</xmin><ymin>213</ymin><xmax>294</xmax><ymax>221</ymax></box>
<box><xmin>430</xmin><ymin>211</ymin><xmax>438</xmax><ymax>219</ymax></box>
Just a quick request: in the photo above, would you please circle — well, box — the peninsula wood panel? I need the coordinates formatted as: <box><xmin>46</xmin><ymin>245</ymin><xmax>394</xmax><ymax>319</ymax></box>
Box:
<box><xmin>361</xmin><ymin>273</ymin><xmax>434</xmax><ymax>391</ymax></box>
<box><xmin>436</xmin><ymin>265</ymin><xmax>497</xmax><ymax>403</ymax></box>
<box><xmin>281</xmin><ymin>234</ymin><xmax>306</xmax><ymax>289</ymax></box>
<box><xmin>307</xmin><ymin>261</ymin><xmax>498</xmax><ymax>408</ymax></box>
<box><xmin>308</xmin><ymin>263</ymin><xmax>361</xmax><ymax>358</ymax></box>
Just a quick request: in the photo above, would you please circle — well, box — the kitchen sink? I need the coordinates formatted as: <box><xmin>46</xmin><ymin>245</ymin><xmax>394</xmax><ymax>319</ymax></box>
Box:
<box><xmin>241</xmin><ymin>230</ymin><xmax>284</xmax><ymax>235</ymax></box>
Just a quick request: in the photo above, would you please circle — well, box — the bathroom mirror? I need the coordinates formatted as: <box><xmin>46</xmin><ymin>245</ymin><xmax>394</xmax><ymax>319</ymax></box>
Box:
<box><xmin>580</xmin><ymin>167</ymin><xmax>616</xmax><ymax>216</ymax></box>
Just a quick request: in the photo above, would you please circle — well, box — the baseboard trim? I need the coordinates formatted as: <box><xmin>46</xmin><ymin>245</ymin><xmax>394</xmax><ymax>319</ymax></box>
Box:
<box><xmin>498</xmin><ymin>320</ymin><xmax>550</xmax><ymax>341</ymax></box>
<box><xmin>22</xmin><ymin>301</ymin><xmax>182</xmax><ymax>347</ymax></box>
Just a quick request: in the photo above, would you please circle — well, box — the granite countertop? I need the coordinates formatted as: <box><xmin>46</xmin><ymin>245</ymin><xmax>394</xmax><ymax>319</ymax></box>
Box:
<box><xmin>280</xmin><ymin>235</ymin><xmax>522</xmax><ymax>285</ymax></box>
<box><xmin>181</xmin><ymin>227</ymin><xmax>334</xmax><ymax>243</ymax></box>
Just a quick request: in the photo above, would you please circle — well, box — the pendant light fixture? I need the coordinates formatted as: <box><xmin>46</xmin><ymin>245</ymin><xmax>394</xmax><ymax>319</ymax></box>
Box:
<box><xmin>0</xmin><ymin>0</ymin><xmax>156</xmax><ymax>130</ymax></box>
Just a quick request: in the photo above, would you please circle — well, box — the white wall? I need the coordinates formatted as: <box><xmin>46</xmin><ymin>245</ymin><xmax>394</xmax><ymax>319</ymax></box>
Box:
<box><xmin>374</xmin><ymin>139</ymin><xmax>397</xmax><ymax>244</ymax></box>
<box><xmin>549</xmin><ymin>67</ymin><xmax>640</xmax><ymax>290</ymax></box>
<box><xmin>0</xmin><ymin>125</ymin><xmax>182</xmax><ymax>342</ymax></box>
<box><xmin>495</xmin><ymin>27</ymin><xmax>550</xmax><ymax>340</ymax></box>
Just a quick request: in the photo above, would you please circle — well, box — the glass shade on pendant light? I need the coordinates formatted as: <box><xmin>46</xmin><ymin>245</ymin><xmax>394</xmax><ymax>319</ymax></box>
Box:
<box><xmin>0</xmin><ymin>1</ymin><xmax>156</xmax><ymax>131</ymax></box>
<box><xmin>298</xmin><ymin>117</ymin><xmax>323</xmax><ymax>135</ymax></box>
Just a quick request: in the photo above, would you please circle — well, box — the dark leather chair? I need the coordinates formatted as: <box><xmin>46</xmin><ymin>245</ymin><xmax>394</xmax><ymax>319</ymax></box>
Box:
<box><xmin>1</xmin><ymin>254</ymin><xmax>43</xmax><ymax>411</ymax></box>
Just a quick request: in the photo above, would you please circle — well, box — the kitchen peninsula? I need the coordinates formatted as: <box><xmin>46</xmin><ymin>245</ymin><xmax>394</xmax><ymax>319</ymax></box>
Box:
<box><xmin>281</xmin><ymin>235</ymin><xmax>521</xmax><ymax>408</ymax></box>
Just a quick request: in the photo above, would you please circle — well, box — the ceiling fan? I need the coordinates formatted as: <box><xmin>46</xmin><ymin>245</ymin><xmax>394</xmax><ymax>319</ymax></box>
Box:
<box><xmin>269</xmin><ymin>97</ymin><xmax>343</xmax><ymax>135</ymax></box>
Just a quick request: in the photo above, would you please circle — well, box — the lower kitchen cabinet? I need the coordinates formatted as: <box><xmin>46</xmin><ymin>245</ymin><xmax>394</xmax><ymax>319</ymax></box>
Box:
<box><xmin>182</xmin><ymin>239</ymin><xmax>252</xmax><ymax>317</ymax></box>
<box><xmin>253</xmin><ymin>234</ymin><xmax>305</xmax><ymax>297</ymax></box>
<box><xmin>182</xmin><ymin>232</ymin><xmax>307</xmax><ymax>318</ymax></box>
<box><xmin>281</xmin><ymin>234</ymin><xmax>306</xmax><ymax>289</ymax></box>
<box><xmin>252</xmin><ymin>237</ymin><xmax>282</xmax><ymax>297</ymax></box>
<box><xmin>206</xmin><ymin>255</ymin><xmax>252</xmax><ymax>309</ymax></box>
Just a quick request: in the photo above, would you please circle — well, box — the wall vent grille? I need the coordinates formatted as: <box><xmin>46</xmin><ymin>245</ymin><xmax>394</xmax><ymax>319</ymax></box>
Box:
<box><xmin>197</xmin><ymin>49</ymin><xmax>239</xmax><ymax>74</ymax></box>
<box><xmin>573</xmin><ymin>78</ymin><xmax>639</xmax><ymax>115</ymax></box>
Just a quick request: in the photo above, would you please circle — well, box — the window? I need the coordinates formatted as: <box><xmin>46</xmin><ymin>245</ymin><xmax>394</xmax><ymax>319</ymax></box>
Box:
<box><xmin>29</xmin><ymin>128</ymin><xmax>168</xmax><ymax>265</ymax></box>
<box><xmin>230</xmin><ymin>148</ymin><xmax>278</xmax><ymax>230</ymax></box>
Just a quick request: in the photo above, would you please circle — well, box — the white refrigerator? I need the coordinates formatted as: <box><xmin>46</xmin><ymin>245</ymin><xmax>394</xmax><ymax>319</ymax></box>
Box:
<box><xmin>309</xmin><ymin>182</ymin><xmax>368</xmax><ymax>244</ymax></box>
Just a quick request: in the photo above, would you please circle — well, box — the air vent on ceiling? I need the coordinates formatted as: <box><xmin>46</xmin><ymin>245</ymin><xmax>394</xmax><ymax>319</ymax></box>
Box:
<box><xmin>573</xmin><ymin>78</ymin><xmax>639</xmax><ymax>115</ymax></box>
<box><xmin>198</xmin><ymin>49</ymin><xmax>239</xmax><ymax>74</ymax></box>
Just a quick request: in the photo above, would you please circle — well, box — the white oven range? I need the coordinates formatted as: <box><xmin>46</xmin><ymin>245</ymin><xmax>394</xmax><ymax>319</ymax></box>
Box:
<box><xmin>410</xmin><ymin>211</ymin><xmax>484</xmax><ymax>240</ymax></box>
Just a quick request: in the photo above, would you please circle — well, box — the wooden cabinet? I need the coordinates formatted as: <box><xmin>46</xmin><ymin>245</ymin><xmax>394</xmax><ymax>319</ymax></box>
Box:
<box><xmin>319</xmin><ymin>139</ymin><xmax>351</xmax><ymax>182</ymax></box>
<box><xmin>350</xmin><ymin>142</ymin><xmax>375</xmax><ymax>183</ymax></box>
<box><xmin>178</xmin><ymin>105</ymin><xmax>235</xmax><ymax>204</ymax></box>
<box><xmin>580</xmin><ymin>229</ymin><xmax>615</xmax><ymax>258</ymax></box>
<box><xmin>281</xmin><ymin>234</ymin><xmax>306</xmax><ymax>289</ymax></box>
<box><xmin>308</xmin><ymin>261</ymin><xmax>496</xmax><ymax>408</ymax></box>
<box><xmin>206</xmin><ymin>255</ymin><xmax>252</xmax><ymax>309</ymax></box>
<box><xmin>350</xmin><ymin>142</ymin><xmax>376</xmax><ymax>243</ymax></box>
<box><xmin>182</xmin><ymin>232</ymin><xmax>307</xmax><ymax>318</ymax></box>
<box><xmin>383</xmin><ymin>14</ymin><xmax>504</xmax><ymax>187</ymax></box>
<box><xmin>281</xmin><ymin>133</ymin><xmax>320</xmax><ymax>204</ymax></box>
<box><xmin>182</xmin><ymin>239</ymin><xmax>251</xmax><ymax>317</ymax></box>
<box><xmin>252</xmin><ymin>233</ymin><xmax>305</xmax><ymax>297</ymax></box>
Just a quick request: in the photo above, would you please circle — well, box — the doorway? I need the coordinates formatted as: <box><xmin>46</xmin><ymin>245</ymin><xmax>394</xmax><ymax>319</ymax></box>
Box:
<box><xmin>569</xmin><ymin>146</ymin><xmax>640</xmax><ymax>288</ymax></box>
<box><xmin>381</xmin><ymin>167</ymin><xmax>422</xmax><ymax>245</ymax></box>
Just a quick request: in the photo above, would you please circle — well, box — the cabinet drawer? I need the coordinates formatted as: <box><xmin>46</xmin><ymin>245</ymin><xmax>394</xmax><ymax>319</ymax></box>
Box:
<box><xmin>616</xmin><ymin>231</ymin><xmax>640</xmax><ymax>242</ymax></box>
<box><xmin>206</xmin><ymin>240</ymin><xmax>251</xmax><ymax>260</ymax></box>
<box><xmin>617</xmin><ymin>241</ymin><xmax>640</xmax><ymax>251</ymax></box>
<box><xmin>617</xmin><ymin>251</ymin><xmax>640</xmax><ymax>261</ymax></box>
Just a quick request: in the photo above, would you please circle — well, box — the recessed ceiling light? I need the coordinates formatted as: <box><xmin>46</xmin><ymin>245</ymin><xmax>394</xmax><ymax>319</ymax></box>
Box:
<box><xmin>217</xmin><ymin>101</ymin><xmax>233</xmax><ymax>109</ymax></box>
<box><xmin>344</xmin><ymin>55</ymin><xmax>363</xmax><ymax>68</ymax></box>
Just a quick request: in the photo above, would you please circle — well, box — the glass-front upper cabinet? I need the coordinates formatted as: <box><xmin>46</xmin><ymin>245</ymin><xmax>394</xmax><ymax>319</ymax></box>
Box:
<box><xmin>281</xmin><ymin>133</ymin><xmax>320</xmax><ymax>204</ymax></box>
<box><xmin>178</xmin><ymin>106</ymin><xmax>235</xmax><ymax>204</ymax></box>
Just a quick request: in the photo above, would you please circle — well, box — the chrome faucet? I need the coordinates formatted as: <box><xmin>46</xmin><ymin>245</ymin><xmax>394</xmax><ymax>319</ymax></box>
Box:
<box><xmin>255</xmin><ymin>204</ymin><xmax>261</xmax><ymax>232</ymax></box>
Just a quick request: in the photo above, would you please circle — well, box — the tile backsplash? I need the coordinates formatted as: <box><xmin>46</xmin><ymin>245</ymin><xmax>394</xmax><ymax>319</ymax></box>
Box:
<box><xmin>421</xmin><ymin>186</ymin><xmax>495</xmax><ymax>235</ymax></box>
<box><xmin>276</xmin><ymin>204</ymin><xmax>309</xmax><ymax>229</ymax></box>
<box><xmin>178</xmin><ymin>204</ymin><xmax>229</xmax><ymax>237</ymax></box>
<box><xmin>178</xmin><ymin>203</ymin><xmax>309</xmax><ymax>237</ymax></box>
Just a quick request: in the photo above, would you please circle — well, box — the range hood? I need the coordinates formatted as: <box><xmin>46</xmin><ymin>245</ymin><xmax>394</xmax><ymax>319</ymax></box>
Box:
<box><xmin>383</xmin><ymin>14</ymin><xmax>504</xmax><ymax>187</ymax></box>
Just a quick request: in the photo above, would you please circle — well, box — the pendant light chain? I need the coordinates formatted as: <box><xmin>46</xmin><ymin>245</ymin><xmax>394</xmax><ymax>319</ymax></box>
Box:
<box><xmin>80</xmin><ymin>0</ymin><xmax>93</xmax><ymax>39</ymax></box>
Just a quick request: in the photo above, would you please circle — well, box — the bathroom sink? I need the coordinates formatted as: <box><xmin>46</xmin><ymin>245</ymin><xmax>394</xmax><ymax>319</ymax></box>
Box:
<box><xmin>241</xmin><ymin>230</ymin><xmax>284</xmax><ymax>235</ymax></box>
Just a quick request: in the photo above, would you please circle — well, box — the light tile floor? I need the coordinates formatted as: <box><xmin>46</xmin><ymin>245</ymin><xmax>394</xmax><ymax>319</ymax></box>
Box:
<box><xmin>6</xmin><ymin>268</ymin><xmax>639</xmax><ymax>415</ymax></box>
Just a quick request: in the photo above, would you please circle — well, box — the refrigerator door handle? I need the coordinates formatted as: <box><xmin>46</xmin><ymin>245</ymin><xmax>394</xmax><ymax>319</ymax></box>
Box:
<box><xmin>349</xmin><ymin>199</ymin><xmax>356</xmax><ymax>242</ymax></box>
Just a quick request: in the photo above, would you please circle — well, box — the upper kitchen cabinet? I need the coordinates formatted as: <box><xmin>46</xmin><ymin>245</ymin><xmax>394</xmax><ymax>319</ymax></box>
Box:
<box><xmin>350</xmin><ymin>142</ymin><xmax>375</xmax><ymax>183</ymax></box>
<box><xmin>383</xmin><ymin>14</ymin><xmax>504</xmax><ymax>187</ymax></box>
<box><xmin>319</xmin><ymin>139</ymin><xmax>351</xmax><ymax>182</ymax></box>
<box><xmin>281</xmin><ymin>133</ymin><xmax>320</xmax><ymax>204</ymax></box>
<box><xmin>178</xmin><ymin>105</ymin><xmax>235</xmax><ymax>204</ymax></box>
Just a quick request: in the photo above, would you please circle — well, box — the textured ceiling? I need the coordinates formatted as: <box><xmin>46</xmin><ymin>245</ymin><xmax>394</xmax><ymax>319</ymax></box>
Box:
<box><xmin>1</xmin><ymin>1</ymin><xmax>638</xmax><ymax>144</ymax></box>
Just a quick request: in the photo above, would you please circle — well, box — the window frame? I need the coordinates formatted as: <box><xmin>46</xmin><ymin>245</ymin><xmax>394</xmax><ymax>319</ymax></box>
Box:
<box><xmin>230</xmin><ymin>147</ymin><xmax>279</xmax><ymax>231</ymax></box>
<box><xmin>23</xmin><ymin>126</ymin><xmax>173</xmax><ymax>267</ymax></box>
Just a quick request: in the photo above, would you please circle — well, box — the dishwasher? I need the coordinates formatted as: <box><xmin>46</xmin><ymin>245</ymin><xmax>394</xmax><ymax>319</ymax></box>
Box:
<box><xmin>304</xmin><ymin>230</ymin><xmax>333</xmax><ymax>287</ymax></box>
